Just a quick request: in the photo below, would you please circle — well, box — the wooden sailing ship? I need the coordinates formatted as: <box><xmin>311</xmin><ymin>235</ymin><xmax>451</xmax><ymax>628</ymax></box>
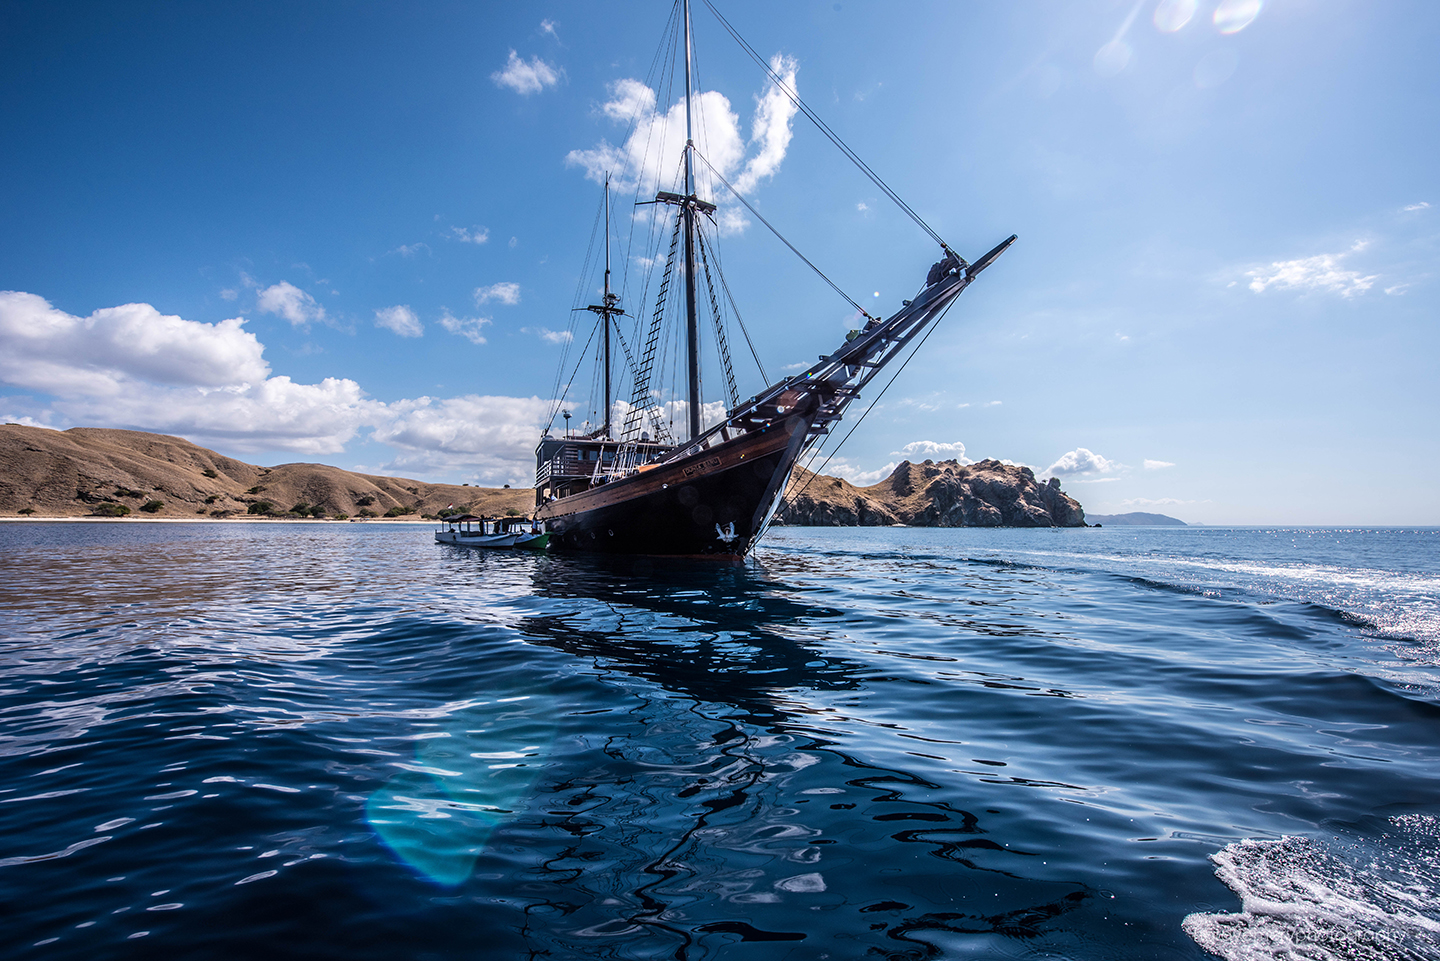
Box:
<box><xmin>534</xmin><ymin>0</ymin><xmax>1014</xmax><ymax>558</ymax></box>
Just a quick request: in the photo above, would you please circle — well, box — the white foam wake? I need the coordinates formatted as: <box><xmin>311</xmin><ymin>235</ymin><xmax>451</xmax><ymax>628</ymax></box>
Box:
<box><xmin>1184</xmin><ymin>817</ymin><xmax>1440</xmax><ymax>960</ymax></box>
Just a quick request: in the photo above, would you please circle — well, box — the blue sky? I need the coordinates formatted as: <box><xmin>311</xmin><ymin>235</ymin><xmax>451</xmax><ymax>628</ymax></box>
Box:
<box><xmin>1</xmin><ymin>0</ymin><xmax>1435</xmax><ymax>524</ymax></box>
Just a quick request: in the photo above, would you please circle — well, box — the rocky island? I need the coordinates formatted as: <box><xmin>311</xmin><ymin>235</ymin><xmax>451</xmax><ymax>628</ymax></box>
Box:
<box><xmin>778</xmin><ymin>458</ymin><xmax>1085</xmax><ymax>527</ymax></box>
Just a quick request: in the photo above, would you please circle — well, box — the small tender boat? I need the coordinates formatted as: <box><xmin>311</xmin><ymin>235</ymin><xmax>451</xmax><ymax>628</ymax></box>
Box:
<box><xmin>434</xmin><ymin>515</ymin><xmax>548</xmax><ymax>549</ymax></box>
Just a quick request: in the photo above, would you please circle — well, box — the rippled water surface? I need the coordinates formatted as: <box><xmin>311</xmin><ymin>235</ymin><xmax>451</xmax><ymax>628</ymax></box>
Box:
<box><xmin>2</xmin><ymin>522</ymin><xmax>1438</xmax><ymax>959</ymax></box>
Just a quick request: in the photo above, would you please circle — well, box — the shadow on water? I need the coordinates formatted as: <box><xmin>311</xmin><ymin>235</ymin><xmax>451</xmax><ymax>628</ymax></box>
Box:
<box><xmin>518</xmin><ymin>552</ymin><xmax>863</xmax><ymax>709</ymax></box>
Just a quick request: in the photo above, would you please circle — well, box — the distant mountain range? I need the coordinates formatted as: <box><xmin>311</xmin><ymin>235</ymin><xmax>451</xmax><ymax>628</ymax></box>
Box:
<box><xmin>1085</xmin><ymin>511</ymin><xmax>1187</xmax><ymax>526</ymax></box>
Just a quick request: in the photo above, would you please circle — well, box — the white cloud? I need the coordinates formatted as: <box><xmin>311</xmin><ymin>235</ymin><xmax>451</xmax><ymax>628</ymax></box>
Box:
<box><xmin>491</xmin><ymin>50</ymin><xmax>560</xmax><ymax>95</ymax></box>
<box><xmin>450</xmin><ymin>226</ymin><xmax>489</xmax><ymax>245</ymax></box>
<box><xmin>374</xmin><ymin>305</ymin><xmax>423</xmax><ymax>338</ymax></box>
<box><xmin>438</xmin><ymin>310</ymin><xmax>491</xmax><ymax>345</ymax></box>
<box><xmin>539</xmin><ymin>19</ymin><xmax>558</xmax><ymax>37</ymax></box>
<box><xmin>856</xmin><ymin>202</ymin><xmax>869</xmax><ymax>212</ymax></box>
<box><xmin>0</xmin><ymin>292</ymin><xmax>383</xmax><ymax>454</ymax></box>
<box><xmin>1144</xmin><ymin>459</ymin><xmax>1175</xmax><ymax>470</ymax></box>
<box><xmin>475</xmin><ymin>282</ymin><xmax>521</xmax><ymax>306</ymax></box>
<box><xmin>390</xmin><ymin>242</ymin><xmax>431</xmax><ymax>258</ymax></box>
<box><xmin>820</xmin><ymin>458</ymin><xmax>897</xmax><ymax>487</ymax></box>
<box><xmin>521</xmin><ymin>326</ymin><xmax>573</xmax><ymax>345</ymax></box>
<box><xmin>892</xmin><ymin>440</ymin><xmax>971</xmax><ymax>463</ymax></box>
<box><xmin>733</xmin><ymin>55</ymin><xmax>800</xmax><ymax>195</ymax></box>
<box><xmin>984</xmin><ymin>400</ymin><xmax>1003</xmax><ymax>407</ymax></box>
<box><xmin>1043</xmin><ymin>447</ymin><xmax>1123</xmax><ymax>479</ymax></box>
<box><xmin>0</xmin><ymin>291</ymin><xmax>270</xmax><ymax>394</ymax></box>
<box><xmin>1403</xmin><ymin>201</ymin><xmax>1431</xmax><ymax>212</ymax></box>
<box><xmin>566</xmin><ymin>58</ymin><xmax>799</xmax><ymax>234</ymax></box>
<box><xmin>1245</xmin><ymin>244</ymin><xmax>1378</xmax><ymax>298</ymax></box>
<box><xmin>0</xmin><ymin>291</ymin><xmax>570</xmax><ymax>478</ymax></box>
<box><xmin>372</xmin><ymin>394</ymin><xmax>555</xmax><ymax>486</ymax></box>
<box><xmin>256</xmin><ymin>281</ymin><xmax>326</xmax><ymax>327</ymax></box>
<box><xmin>1384</xmin><ymin>284</ymin><xmax>1410</xmax><ymax>296</ymax></box>
<box><xmin>219</xmin><ymin>288</ymin><xmax>238</xmax><ymax>301</ymax></box>
<box><xmin>1120</xmin><ymin>497</ymin><xmax>1205</xmax><ymax>507</ymax></box>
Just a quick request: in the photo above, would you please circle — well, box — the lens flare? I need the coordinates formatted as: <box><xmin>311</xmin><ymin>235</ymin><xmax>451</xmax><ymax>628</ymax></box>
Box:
<box><xmin>1213</xmin><ymin>0</ymin><xmax>1262</xmax><ymax>34</ymax></box>
<box><xmin>1194</xmin><ymin>48</ymin><xmax>1239</xmax><ymax>88</ymax></box>
<box><xmin>1093</xmin><ymin>40</ymin><xmax>1132</xmax><ymax>77</ymax></box>
<box><xmin>1153</xmin><ymin>0</ymin><xmax>1197</xmax><ymax>32</ymax></box>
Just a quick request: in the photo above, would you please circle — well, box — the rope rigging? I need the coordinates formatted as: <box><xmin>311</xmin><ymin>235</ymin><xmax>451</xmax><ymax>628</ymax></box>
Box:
<box><xmin>691</xmin><ymin>149</ymin><xmax>873</xmax><ymax>321</ymax></box>
<box><xmin>758</xmin><ymin>294</ymin><xmax>962</xmax><ymax>543</ymax></box>
<box><xmin>700</xmin><ymin>0</ymin><xmax>952</xmax><ymax>254</ymax></box>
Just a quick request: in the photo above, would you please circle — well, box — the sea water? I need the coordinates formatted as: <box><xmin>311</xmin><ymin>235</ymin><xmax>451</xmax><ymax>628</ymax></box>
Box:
<box><xmin>1</xmin><ymin>522</ymin><xmax>1437</xmax><ymax>959</ymax></box>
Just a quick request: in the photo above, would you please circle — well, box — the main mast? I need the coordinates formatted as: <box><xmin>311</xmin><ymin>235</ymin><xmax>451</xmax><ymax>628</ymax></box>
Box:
<box><xmin>651</xmin><ymin>0</ymin><xmax>715</xmax><ymax>442</ymax></box>
<box><xmin>681</xmin><ymin>0</ymin><xmax>701</xmax><ymax>441</ymax></box>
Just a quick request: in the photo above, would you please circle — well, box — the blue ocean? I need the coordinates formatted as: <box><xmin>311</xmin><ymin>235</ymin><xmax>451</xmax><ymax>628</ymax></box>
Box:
<box><xmin>2</xmin><ymin>522</ymin><xmax>1438</xmax><ymax>959</ymax></box>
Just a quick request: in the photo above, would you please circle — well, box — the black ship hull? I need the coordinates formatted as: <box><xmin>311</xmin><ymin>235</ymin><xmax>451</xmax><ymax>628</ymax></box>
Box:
<box><xmin>537</xmin><ymin>415</ymin><xmax>807</xmax><ymax>558</ymax></box>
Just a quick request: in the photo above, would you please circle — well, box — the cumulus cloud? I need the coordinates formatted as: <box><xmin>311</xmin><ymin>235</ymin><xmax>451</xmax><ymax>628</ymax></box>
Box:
<box><xmin>1245</xmin><ymin>244</ymin><xmax>1378</xmax><ymax>298</ymax></box>
<box><xmin>0</xmin><ymin>291</ymin><xmax>570</xmax><ymax>477</ymax></box>
<box><xmin>1144</xmin><ymin>459</ymin><xmax>1175</xmax><ymax>470</ymax></box>
<box><xmin>0</xmin><ymin>292</ymin><xmax>386</xmax><ymax>453</ymax></box>
<box><xmin>1403</xmin><ymin>201</ymin><xmax>1430</xmax><ymax>212</ymax></box>
<box><xmin>605</xmin><ymin>398</ymin><xmax>728</xmax><ymax>441</ymax></box>
<box><xmin>1042</xmin><ymin>447</ymin><xmax>1123</xmax><ymax>480</ymax></box>
<box><xmin>256</xmin><ymin>281</ymin><xmax>326</xmax><ymax>327</ymax></box>
<box><xmin>375</xmin><ymin>305</ymin><xmax>423</xmax><ymax>338</ymax></box>
<box><xmin>450</xmin><ymin>226</ymin><xmax>489</xmax><ymax>245</ymax></box>
<box><xmin>566</xmin><ymin>56</ymin><xmax>800</xmax><ymax>234</ymax></box>
<box><xmin>892</xmin><ymin>440</ymin><xmax>972</xmax><ymax>463</ymax></box>
<box><xmin>819</xmin><ymin>458</ymin><xmax>896</xmax><ymax>487</ymax></box>
<box><xmin>733</xmin><ymin>55</ymin><xmax>801</xmax><ymax>195</ymax></box>
<box><xmin>438</xmin><ymin>310</ymin><xmax>491</xmax><ymax>345</ymax></box>
<box><xmin>491</xmin><ymin>50</ymin><xmax>560</xmax><ymax>95</ymax></box>
<box><xmin>0</xmin><ymin>291</ymin><xmax>269</xmax><ymax>395</ymax></box>
<box><xmin>475</xmin><ymin>282</ymin><xmax>521</xmax><ymax>306</ymax></box>
<box><xmin>372</xmin><ymin>394</ymin><xmax>554</xmax><ymax>485</ymax></box>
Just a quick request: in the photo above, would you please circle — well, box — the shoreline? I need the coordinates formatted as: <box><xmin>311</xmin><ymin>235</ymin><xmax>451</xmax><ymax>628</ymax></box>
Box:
<box><xmin>0</xmin><ymin>516</ymin><xmax>440</xmax><ymax>525</ymax></box>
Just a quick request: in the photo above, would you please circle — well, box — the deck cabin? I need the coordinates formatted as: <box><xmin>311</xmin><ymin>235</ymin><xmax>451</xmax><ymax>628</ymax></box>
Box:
<box><xmin>534</xmin><ymin>433</ymin><xmax>670</xmax><ymax>507</ymax></box>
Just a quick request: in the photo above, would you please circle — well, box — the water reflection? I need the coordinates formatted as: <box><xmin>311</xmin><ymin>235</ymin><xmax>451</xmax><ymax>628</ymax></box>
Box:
<box><xmin>470</xmin><ymin>552</ymin><xmax>1096</xmax><ymax>958</ymax></box>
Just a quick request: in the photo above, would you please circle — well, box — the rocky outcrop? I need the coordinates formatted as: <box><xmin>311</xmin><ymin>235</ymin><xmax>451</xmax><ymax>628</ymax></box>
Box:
<box><xmin>778</xmin><ymin>458</ymin><xmax>1086</xmax><ymax>528</ymax></box>
<box><xmin>0</xmin><ymin>424</ymin><xmax>532</xmax><ymax>519</ymax></box>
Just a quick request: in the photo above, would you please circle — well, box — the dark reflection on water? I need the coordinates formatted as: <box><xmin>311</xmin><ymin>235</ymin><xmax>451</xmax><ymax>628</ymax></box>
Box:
<box><xmin>1</xmin><ymin>522</ymin><xmax>1439</xmax><ymax>960</ymax></box>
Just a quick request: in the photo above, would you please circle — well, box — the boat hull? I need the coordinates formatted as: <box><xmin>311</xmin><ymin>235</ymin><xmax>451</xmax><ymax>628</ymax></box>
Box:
<box><xmin>537</xmin><ymin>416</ymin><xmax>807</xmax><ymax>557</ymax></box>
<box><xmin>434</xmin><ymin>531</ymin><xmax>519</xmax><ymax>548</ymax></box>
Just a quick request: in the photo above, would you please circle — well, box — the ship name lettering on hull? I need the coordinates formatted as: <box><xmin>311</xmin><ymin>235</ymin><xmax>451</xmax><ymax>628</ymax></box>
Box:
<box><xmin>683</xmin><ymin>457</ymin><xmax>723</xmax><ymax>479</ymax></box>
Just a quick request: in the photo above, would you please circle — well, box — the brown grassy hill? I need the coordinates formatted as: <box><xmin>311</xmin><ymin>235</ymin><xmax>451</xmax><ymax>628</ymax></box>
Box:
<box><xmin>0</xmin><ymin>424</ymin><xmax>531</xmax><ymax>520</ymax></box>
<box><xmin>779</xmin><ymin>458</ymin><xmax>1086</xmax><ymax>527</ymax></box>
